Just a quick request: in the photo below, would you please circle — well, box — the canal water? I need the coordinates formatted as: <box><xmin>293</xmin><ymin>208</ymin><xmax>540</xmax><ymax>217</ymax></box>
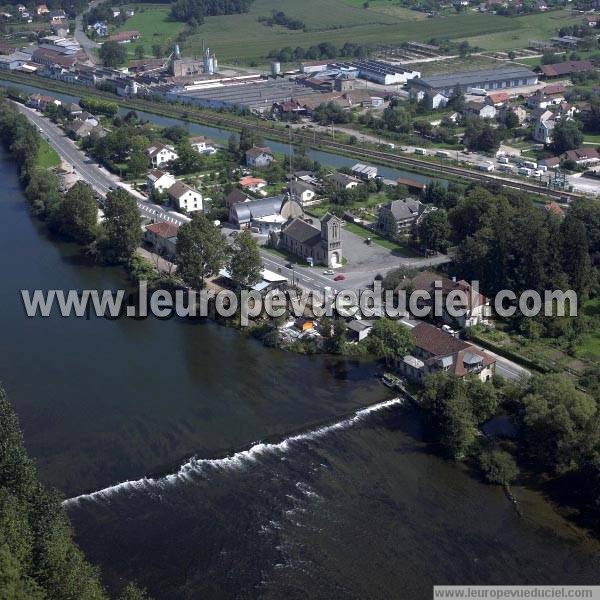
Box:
<box><xmin>0</xmin><ymin>132</ymin><xmax>599</xmax><ymax>596</ymax></box>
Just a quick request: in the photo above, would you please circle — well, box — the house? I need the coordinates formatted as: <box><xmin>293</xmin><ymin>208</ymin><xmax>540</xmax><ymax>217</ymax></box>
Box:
<box><xmin>67</xmin><ymin>102</ymin><xmax>82</xmax><ymax>116</ymax></box>
<box><xmin>230</xmin><ymin>196</ymin><xmax>303</xmax><ymax>232</ymax></box>
<box><xmin>540</xmin><ymin>60</ymin><xmax>593</xmax><ymax>79</ymax></box>
<box><xmin>330</xmin><ymin>172</ymin><xmax>361</xmax><ymax>191</ymax></box>
<box><xmin>16</xmin><ymin>5</ymin><xmax>26</xmax><ymax>12</ymax></box>
<box><xmin>532</xmin><ymin>115</ymin><xmax>555</xmax><ymax>144</ymax></box>
<box><xmin>189</xmin><ymin>136</ymin><xmax>216</xmax><ymax>155</ymax></box>
<box><xmin>65</xmin><ymin>119</ymin><xmax>101</xmax><ymax>139</ymax></box>
<box><xmin>396</xmin><ymin>177</ymin><xmax>427</xmax><ymax>195</ymax></box>
<box><xmin>125</xmin><ymin>9</ymin><xmax>135</xmax><ymax>17</ymax></box>
<box><xmin>273</xmin><ymin>213</ymin><xmax>343</xmax><ymax>267</ymax></box>
<box><xmin>167</xmin><ymin>181</ymin><xmax>203</xmax><ymax>212</ymax></box>
<box><xmin>584</xmin><ymin>14</ymin><xmax>597</xmax><ymax>27</ymax></box>
<box><xmin>346</xmin><ymin>319</ymin><xmax>374</xmax><ymax>342</ymax></box>
<box><xmin>31</xmin><ymin>47</ymin><xmax>76</xmax><ymax>68</ymax></box>
<box><xmin>563</xmin><ymin>147</ymin><xmax>600</xmax><ymax>166</ymax></box>
<box><xmin>288</xmin><ymin>180</ymin><xmax>316</xmax><ymax>205</ymax></box>
<box><xmin>238</xmin><ymin>176</ymin><xmax>267</xmax><ymax>193</ymax></box>
<box><xmin>498</xmin><ymin>104</ymin><xmax>527</xmax><ymax>124</ymax></box>
<box><xmin>245</xmin><ymin>146</ymin><xmax>274</xmax><ymax>168</ymax></box>
<box><xmin>224</xmin><ymin>188</ymin><xmax>251</xmax><ymax>208</ymax></box>
<box><xmin>108</xmin><ymin>31</ymin><xmax>140</xmax><ymax>43</ymax></box>
<box><xmin>218</xmin><ymin>267</ymin><xmax>288</xmax><ymax>296</ymax></box>
<box><xmin>91</xmin><ymin>21</ymin><xmax>108</xmax><ymax>37</ymax></box>
<box><xmin>425</xmin><ymin>92</ymin><xmax>448</xmax><ymax>110</ymax></box>
<box><xmin>526</xmin><ymin>89</ymin><xmax>564</xmax><ymax>110</ymax></box>
<box><xmin>49</xmin><ymin>9</ymin><xmax>66</xmax><ymax>24</ymax></box>
<box><xmin>144</xmin><ymin>222</ymin><xmax>179</xmax><ymax>259</ymax></box>
<box><xmin>35</xmin><ymin>4</ymin><xmax>49</xmax><ymax>15</ymax></box>
<box><xmin>378</xmin><ymin>198</ymin><xmax>431</xmax><ymax>237</ymax></box>
<box><xmin>26</xmin><ymin>93</ymin><xmax>61</xmax><ymax>110</ymax></box>
<box><xmin>396</xmin><ymin>322</ymin><xmax>496</xmax><ymax>384</ymax></box>
<box><xmin>485</xmin><ymin>92</ymin><xmax>510</xmax><ymax>106</ymax></box>
<box><xmin>463</xmin><ymin>101</ymin><xmax>496</xmax><ymax>119</ymax></box>
<box><xmin>112</xmin><ymin>8</ymin><xmax>121</xmax><ymax>18</ymax></box>
<box><xmin>147</xmin><ymin>169</ymin><xmax>176</xmax><ymax>193</ymax></box>
<box><xmin>351</xmin><ymin>163</ymin><xmax>378</xmax><ymax>180</ymax></box>
<box><xmin>539</xmin><ymin>156</ymin><xmax>561</xmax><ymax>169</ymax></box>
<box><xmin>147</xmin><ymin>143</ymin><xmax>178</xmax><ymax>167</ymax></box>
<box><xmin>395</xmin><ymin>271</ymin><xmax>490</xmax><ymax>328</ymax></box>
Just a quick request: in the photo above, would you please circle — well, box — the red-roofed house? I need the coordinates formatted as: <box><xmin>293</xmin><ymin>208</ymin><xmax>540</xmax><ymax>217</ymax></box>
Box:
<box><xmin>108</xmin><ymin>30</ymin><xmax>140</xmax><ymax>43</ymax></box>
<box><xmin>144</xmin><ymin>221</ymin><xmax>180</xmax><ymax>259</ymax></box>
<box><xmin>563</xmin><ymin>147</ymin><xmax>600</xmax><ymax>166</ymax></box>
<box><xmin>395</xmin><ymin>322</ymin><xmax>496</xmax><ymax>384</ymax></box>
<box><xmin>486</xmin><ymin>92</ymin><xmax>510</xmax><ymax>106</ymax></box>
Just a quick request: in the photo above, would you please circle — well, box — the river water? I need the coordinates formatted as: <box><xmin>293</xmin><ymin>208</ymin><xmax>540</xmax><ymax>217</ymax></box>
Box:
<box><xmin>0</xmin><ymin>123</ymin><xmax>599</xmax><ymax>597</ymax></box>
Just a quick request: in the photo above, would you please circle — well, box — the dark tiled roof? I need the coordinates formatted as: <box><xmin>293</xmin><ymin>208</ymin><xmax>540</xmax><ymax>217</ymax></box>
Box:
<box><xmin>146</xmin><ymin>222</ymin><xmax>180</xmax><ymax>239</ymax></box>
<box><xmin>282</xmin><ymin>218</ymin><xmax>322</xmax><ymax>247</ymax></box>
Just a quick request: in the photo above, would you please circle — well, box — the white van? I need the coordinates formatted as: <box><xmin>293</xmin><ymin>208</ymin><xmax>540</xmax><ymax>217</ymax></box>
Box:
<box><xmin>497</xmin><ymin>156</ymin><xmax>509</xmax><ymax>165</ymax></box>
<box><xmin>414</xmin><ymin>148</ymin><xmax>427</xmax><ymax>155</ymax></box>
<box><xmin>522</xmin><ymin>160</ymin><xmax>538</xmax><ymax>170</ymax></box>
<box><xmin>518</xmin><ymin>167</ymin><xmax>533</xmax><ymax>177</ymax></box>
<box><xmin>478</xmin><ymin>162</ymin><xmax>494</xmax><ymax>172</ymax></box>
<box><xmin>435</xmin><ymin>150</ymin><xmax>450</xmax><ymax>158</ymax></box>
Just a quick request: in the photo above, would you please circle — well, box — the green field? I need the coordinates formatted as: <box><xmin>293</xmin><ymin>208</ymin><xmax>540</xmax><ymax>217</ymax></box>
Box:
<box><xmin>456</xmin><ymin>9</ymin><xmax>582</xmax><ymax>51</ymax></box>
<box><xmin>113</xmin><ymin>4</ymin><xmax>185</xmax><ymax>58</ymax></box>
<box><xmin>180</xmin><ymin>0</ymin><xmax>519</xmax><ymax>64</ymax></box>
<box><xmin>35</xmin><ymin>138</ymin><xmax>60</xmax><ymax>169</ymax></box>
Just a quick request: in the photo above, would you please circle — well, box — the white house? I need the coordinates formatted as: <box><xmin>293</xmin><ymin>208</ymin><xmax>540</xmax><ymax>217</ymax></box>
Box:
<box><xmin>147</xmin><ymin>169</ymin><xmax>176</xmax><ymax>193</ymax></box>
<box><xmin>245</xmin><ymin>146</ymin><xmax>274</xmax><ymax>168</ymax></box>
<box><xmin>288</xmin><ymin>180</ymin><xmax>316</xmax><ymax>204</ymax></box>
<box><xmin>147</xmin><ymin>143</ymin><xmax>178</xmax><ymax>167</ymax></box>
<box><xmin>532</xmin><ymin>115</ymin><xmax>555</xmax><ymax>144</ymax></box>
<box><xmin>190</xmin><ymin>135</ymin><xmax>216</xmax><ymax>155</ymax></box>
<box><xmin>167</xmin><ymin>181</ymin><xmax>203</xmax><ymax>212</ymax></box>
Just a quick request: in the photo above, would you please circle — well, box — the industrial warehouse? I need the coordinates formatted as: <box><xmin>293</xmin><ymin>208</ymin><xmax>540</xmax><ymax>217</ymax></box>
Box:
<box><xmin>407</xmin><ymin>65</ymin><xmax>539</xmax><ymax>97</ymax></box>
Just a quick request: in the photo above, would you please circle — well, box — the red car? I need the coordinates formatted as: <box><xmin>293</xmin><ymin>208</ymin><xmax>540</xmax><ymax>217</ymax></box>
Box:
<box><xmin>334</xmin><ymin>274</ymin><xmax>346</xmax><ymax>281</ymax></box>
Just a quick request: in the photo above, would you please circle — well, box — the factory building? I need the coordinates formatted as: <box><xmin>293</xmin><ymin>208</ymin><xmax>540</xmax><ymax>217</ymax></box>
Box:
<box><xmin>341</xmin><ymin>59</ymin><xmax>420</xmax><ymax>85</ymax></box>
<box><xmin>408</xmin><ymin>66</ymin><xmax>538</xmax><ymax>98</ymax></box>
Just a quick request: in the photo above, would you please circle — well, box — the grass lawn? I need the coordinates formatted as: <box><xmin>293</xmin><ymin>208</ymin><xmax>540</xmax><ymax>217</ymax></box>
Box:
<box><xmin>344</xmin><ymin>221</ymin><xmax>419</xmax><ymax>256</ymax></box>
<box><xmin>113</xmin><ymin>4</ymin><xmax>185</xmax><ymax>59</ymax></box>
<box><xmin>456</xmin><ymin>9</ymin><xmax>582</xmax><ymax>51</ymax></box>
<box><xmin>180</xmin><ymin>0</ymin><xmax>518</xmax><ymax>64</ymax></box>
<box><xmin>35</xmin><ymin>138</ymin><xmax>60</xmax><ymax>169</ymax></box>
<box><xmin>583</xmin><ymin>133</ymin><xmax>600</xmax><ymax>145</ymax></box>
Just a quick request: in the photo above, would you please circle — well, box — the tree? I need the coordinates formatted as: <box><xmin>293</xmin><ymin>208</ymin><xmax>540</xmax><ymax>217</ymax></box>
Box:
<box><xmin>100</xmin><ymin>188</ymin><xmax>142</xmax><ymax>263</ymax></box>
<box><xmin>176</xmin><ymin>214</ymin><xmax>229</xmax><ymax>288</ymax></box>
<box><xmin>99</xmin><ymin>40</ymin><xmax>127</xmax><ymax>67</ymax></box>
<box><xmin>416</xmin><ymin>209</ymin><xmax>450</xmax><ymax>252</ymax></box>
<box><xmin>172</xmin><ymin>143</ymin><xmax>204</xmax><ymax>175</ymax></box>
<box><xmin>228</xmin><ymin>230</ymin><xmax>262</xmax><ymax>289</ymax></box>
<box><xmin>504</xmin><ymin>108</ymin><xmax>519</xmax><ymax>130</ymax></box>
<box><xmin>50</xmin><ymin>182</ymin><xmax>98</xmax><ymax>244</ymax></box>
<box><xmin>134</xmin><ymin>44</ymin><xmax>145</xmax><ymax>60</ymax></box>
<box><xmin>551</xmin><ymin>119</ymin><xmax>583</xmax><ymax>154</ymax></box>
<box><xmin>238</xmin><ymin>126</ymin><xmax>263</xmax><ymax>156</ymax></box>
<box><xmin>321</xmin><ymin>317</ymin><xmax>347</xmax><ymax>354</ymax></box>
<box><xmin>367</xmin><ymin>318</ymin><xmax>413</xmax><ymax>363</ymax></box>
<box><xmin>446</xmin><ymin>84</ymin><xmax>465</xmax><ymax>112</ymax></box>
<box><xmin>152</xmin><ymin>43</ymin><xmax>163</xmax><ymax>58</ymax></box>
<box><xmin>478</xmin><ymin>449</ymin><xmax>519</xmax><ymax>485</ymax></box>
<box><xmin>128</xmin><ymin>149</ymin><xmax>150</xmax><ymax>179</ymax></box>
<box><xmin>560</xmin><ymin>215</ymin><xmax>594</xmax><ymax>299</ymax></box>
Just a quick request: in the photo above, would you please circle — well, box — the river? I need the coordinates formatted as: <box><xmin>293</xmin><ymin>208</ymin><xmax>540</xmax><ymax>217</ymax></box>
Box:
<box><xmin>0</xmin><ymin>134</ymin><xmax>599</xmax><ymax>597</ymax></box>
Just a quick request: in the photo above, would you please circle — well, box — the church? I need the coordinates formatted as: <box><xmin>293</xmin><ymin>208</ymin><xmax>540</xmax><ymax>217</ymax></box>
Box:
<box><xmin>271</xmin><ymin>213</ymin><xmax>344</xmax><ymax>268</ymax></box>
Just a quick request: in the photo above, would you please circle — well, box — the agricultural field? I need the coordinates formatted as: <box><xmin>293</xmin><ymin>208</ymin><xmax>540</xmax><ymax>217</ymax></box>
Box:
<box><xmin>180</xmin><ymin>0</ymin><xmax>518</xmax><ymax>65</ymax></box>
<box><xmin>112</xmin><ymin>4</ymin><xmax>185</xmax><ymax>58</ymax></box>
<box><xmin>455</xmin><ymin>9</ymin><xmax>582</xmax><ymax>52</ymax></box>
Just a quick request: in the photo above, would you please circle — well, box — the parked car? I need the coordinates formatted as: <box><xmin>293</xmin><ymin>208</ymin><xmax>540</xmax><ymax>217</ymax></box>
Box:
<box><xmin>323</xmin><ymin>270</ymin><xmax>334</xmax><ymax>275</ymax></box>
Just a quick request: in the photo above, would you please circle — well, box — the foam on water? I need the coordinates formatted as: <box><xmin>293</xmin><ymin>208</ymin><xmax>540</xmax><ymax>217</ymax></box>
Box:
<box><xmin>63</xmin><ymin>397</ymin><xmax>405</xmax><ymax>509</ymax></box>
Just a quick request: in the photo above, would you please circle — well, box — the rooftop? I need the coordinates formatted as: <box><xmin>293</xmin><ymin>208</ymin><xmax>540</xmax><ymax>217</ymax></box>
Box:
<box><xmin>414</xmin><ymin>66</ymin><xmax>537</xmax><ymax>90</ymax></box>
